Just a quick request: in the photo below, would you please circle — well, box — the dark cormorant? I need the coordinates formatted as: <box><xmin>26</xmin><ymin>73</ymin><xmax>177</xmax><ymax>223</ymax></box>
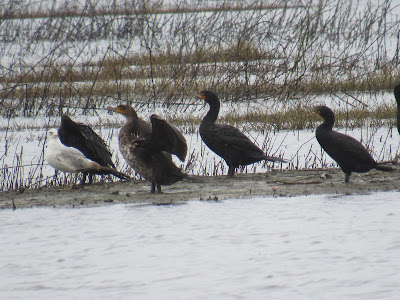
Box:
<box><xmin>106</xmin><ymin>105</ymin><xmax>187</xmax><ymax>193</ymax></box>
<box><xmin>58</xmin><ymin>114</ymin><xmax>129</xmax><ymax>184</ymax></box>
<box><xmin>315</xmin><ymin>105</ymin><xmax>393</xmax><ymax>183</ymax></box>
<box><xmin>197</xmin><ymin>91</ymin><xmax>287</xmax><ymax>177</ymax></box>
<box><xmin>394</xmin><ymin>82</ymin><xmax>400</xmax><ymax>135</ymax></box>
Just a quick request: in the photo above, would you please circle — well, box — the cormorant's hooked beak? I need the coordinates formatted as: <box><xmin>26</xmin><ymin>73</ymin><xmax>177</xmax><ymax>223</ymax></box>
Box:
<box><xmin>107</xmin><ymin>106</ymin><xmax>123</xmax><ymax>114</ymax></box>
<box><xmin>314</xmin><ymin>107</ymin><xmax>321</xmax><ymax>115</ymax></box>
<box><xmin>194</xmin><ymin>92</ymin><xmax>206</xmax><ymax>100</ymax></box>
<box><xmin>150</xmin><ymin>114</ymin><xmax>163</xmax><ymax>121</ymax></box>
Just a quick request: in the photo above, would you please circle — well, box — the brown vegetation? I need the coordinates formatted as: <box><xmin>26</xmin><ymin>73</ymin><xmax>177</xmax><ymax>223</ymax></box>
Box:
<box><xmin>1</xmin><ymin>0</ymin><xmax>399</xmax><ymax>118</ymax></box>
<box><xmin>1</xmin><ymin>0</ymin><xmax>400</xmax><ymax>192</ymax></box>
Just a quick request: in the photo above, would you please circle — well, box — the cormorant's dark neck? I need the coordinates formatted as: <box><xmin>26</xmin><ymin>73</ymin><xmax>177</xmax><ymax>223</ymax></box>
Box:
<box><xmin>320</xmin><ymin>114</ymin><xmax>334</xmax><ymax>131</ymax></box>
<box><xmin>123</xmin><ymin>116</ymin><xmax>139</xmax><ymax>136</ymax></box>
<box><xmin>394</xmin><ymin>84</ymin><xmax>400</xmax><ymax>106</ymax></box>
<box><xmin>201</xmin><ymin>100</ymin><xmax>220</xmax><ymax>127</ymax></box>
<box><xmin>396</xmin><ymin>97</ymin><xmax>400</xmax><ymax>135</ymax></box>
<box><xmin>393</xmin><ymin>86</ymin><xmax>400</xmax><ymax>134</ymax></box>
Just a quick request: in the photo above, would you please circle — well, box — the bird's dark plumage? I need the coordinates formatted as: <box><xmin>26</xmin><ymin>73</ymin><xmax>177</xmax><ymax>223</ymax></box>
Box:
<box><xmin>315</xmin><ymin>105</ymin><xmax>393</xmax><ymax>183</ymax></box>
<box><xmin>58</xmin><ymin>114</ymin><xmax>129</xmax><ymax>183</ymax></box>
<box><xmin>135</xmin><ymin>114</ymin><xmax>187</xmax><ymax>162</ymax></box>
<box><xmin>394</xmin><ymin>82</ymin><xmax>400</xmax><ymax>135</ymax></box>
<box><xmin>197</xmin><ymin>91</ymin><xmax>286</xmax><ymax>177</ymax></box>
<box><xmin>107</xmin><ymin>105</ymin><xmax>187</xmax><ymax>193</ymax></box>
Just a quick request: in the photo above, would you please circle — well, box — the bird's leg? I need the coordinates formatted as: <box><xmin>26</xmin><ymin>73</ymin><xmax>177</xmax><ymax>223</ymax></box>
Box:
<box><xmin>88</xmin><ymin>173</ymin><xmax>93</xmax><ymax>184</ymax></box>
<box><xmin>345</xmin><ymin>173</ymin><xmax>350</xmax><ymax>183</ymax></box>
<box><xmin>80</xmin><ymin>172</ymin><xmax>87</xmax><ymax>185</ymax></box>
<box><xmin>151</xmin><ymin>181</ymin><xmax>156</xmax><ymax>193</ymax></box>
<box><xmin>63</xmin><ymin>173</ymin><xmax>69</xmax><ymax>189</ymax></box>
<box><xmin>227</xmin><ymin>166</ymin><xmax>235</xmax><ymax>177</ymax></box>
<box><xmin>157</xmin><ymin>184</ymin><xmax>162</xmax><ymax>193</ymax></box>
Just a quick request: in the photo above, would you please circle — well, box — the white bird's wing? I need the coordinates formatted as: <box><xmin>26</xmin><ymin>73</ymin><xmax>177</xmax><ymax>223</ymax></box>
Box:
<box><xmin>46</xmin><ymin>129</ymin><xmax>99</xmax><ymax>173</ymax></box>
<box><xmin>59</xmin><ymin>149</ymin><xmax>93</xmax><ymax>171</ymax></box>
<box><xmin>47</xmin><ymin>143</ymin><xmax>95</xmax><ymax>172</ymax></box>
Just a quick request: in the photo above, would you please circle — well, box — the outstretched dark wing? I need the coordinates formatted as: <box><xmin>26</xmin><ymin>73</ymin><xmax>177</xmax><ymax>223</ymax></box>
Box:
<box><xmin>58</xmin><ymin>115</ymin><xmax>115</xmax><ymax>168</ymax></box>
<box><xmin>150</xmin><ymin>114</ymin><xmax>187</xmax><ymax>162</ymax></box>
<box><xmin>134</xmin><ymin>114</ymin><xmax>187</xmax><ymax>161</ymax></box>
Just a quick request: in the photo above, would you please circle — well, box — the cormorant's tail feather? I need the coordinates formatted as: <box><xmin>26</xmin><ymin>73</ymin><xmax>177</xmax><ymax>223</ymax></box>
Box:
<box><xmin>264</xmin><ymin>156</ymin><xmax>288</xmax><ymax>163</ymax></box>
<box><xmin>86</xmin><ymin>163</ymin><xmax>130</xmax><ymax>180</ymax></box>
<box><xmin>109</xmin><ymin>169</ymin><xmax>130</xmax><ymax>180</ymax></box>
<box><xmin>376</xmin><ymin>155</ymin><xmax>399</xmax><ymax>166</ymax></box>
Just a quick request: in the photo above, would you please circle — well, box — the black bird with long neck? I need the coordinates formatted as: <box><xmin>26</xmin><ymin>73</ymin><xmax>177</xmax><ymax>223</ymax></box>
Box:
<box><xmin>315</xmin><ymin>105</ymin><xmax>393</xmax><ymax>183</ymax></box>
<box><xmin>394</xmin><ymin>82</ymin><xmax>400</xmax><ymax>135</ymax></box>
<box><xmin>107</xmin><ymin>105</ymin><xmax>187</xmax><ymax>193</ymax></box>
<box><xmin>197</xmin><ymin>91</ymin><xmax>286</xmax><ymax>177</ymax></box>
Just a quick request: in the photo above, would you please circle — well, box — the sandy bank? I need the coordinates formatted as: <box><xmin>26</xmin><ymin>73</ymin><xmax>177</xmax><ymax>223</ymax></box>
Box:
<box><xmin>1</xmin><ymin>168</ymin><xmax>400</xmax><ymax>209</ymax></box>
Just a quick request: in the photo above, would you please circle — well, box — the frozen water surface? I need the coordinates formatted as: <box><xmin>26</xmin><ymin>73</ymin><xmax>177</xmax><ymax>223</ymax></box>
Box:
<box><xmin>1</xmin><ymin>192</ymin><xmax>400</xmax><ymax>299</ymax></box>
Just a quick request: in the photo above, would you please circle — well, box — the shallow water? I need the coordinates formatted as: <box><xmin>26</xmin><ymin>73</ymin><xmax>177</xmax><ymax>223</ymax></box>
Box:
<box><xmin>1</xmin><ymin>192</ymin><xmax>400</xmax><ymax>299</ymax></box>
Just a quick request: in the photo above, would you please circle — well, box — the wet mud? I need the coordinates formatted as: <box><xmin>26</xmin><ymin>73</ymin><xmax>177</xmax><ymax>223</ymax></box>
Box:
<box><xmin>1</xmin><ymin>168</ymin><xmax>400</xmax><ymax>209</ymax></box>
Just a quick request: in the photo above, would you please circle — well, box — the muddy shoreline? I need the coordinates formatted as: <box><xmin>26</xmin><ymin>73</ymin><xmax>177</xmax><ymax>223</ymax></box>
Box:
<box><xmin>1</xmin><ymin>168</ymin><xmax>400</xmax><ymax>210</ymax></box>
